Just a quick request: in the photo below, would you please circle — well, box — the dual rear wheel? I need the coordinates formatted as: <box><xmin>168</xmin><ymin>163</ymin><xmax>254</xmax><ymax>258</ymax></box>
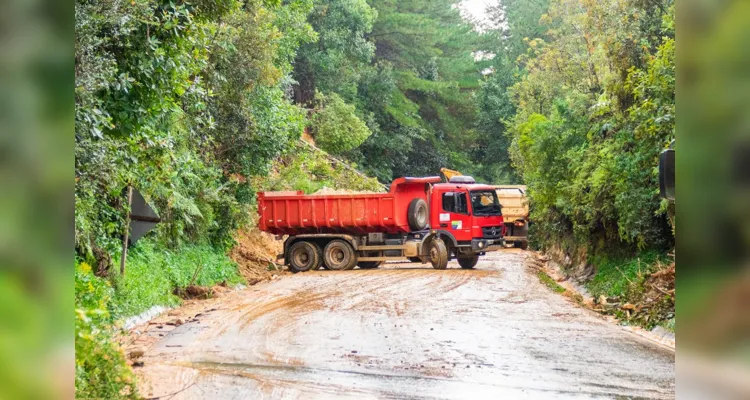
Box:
<box><xmin>323</xmin><ymin>240</ymin><xmax>357</xmax><ymax>271</ymax></box>
<box><xmin>288</xmin><ymin>241</ymin><xmax>322</xmax><ymax>273</ymax></box>
<box><xmin>289</xmin><ymin>239</ymin><xmax>366</xmax><ymax>272</ymax></box>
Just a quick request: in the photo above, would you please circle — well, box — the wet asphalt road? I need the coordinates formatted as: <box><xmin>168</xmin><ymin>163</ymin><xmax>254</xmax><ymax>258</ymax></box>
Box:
<box><xmin>136</xmin><ymin>250</ymin><xmax>675</xmax><ymax>399</ymax></box>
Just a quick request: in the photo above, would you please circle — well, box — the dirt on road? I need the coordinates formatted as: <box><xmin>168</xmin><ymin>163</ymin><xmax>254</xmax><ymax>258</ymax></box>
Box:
<box><xmin>132</xmin><ymin>250</ymin><xmax>675</xmax><ymax>399</ymax></box>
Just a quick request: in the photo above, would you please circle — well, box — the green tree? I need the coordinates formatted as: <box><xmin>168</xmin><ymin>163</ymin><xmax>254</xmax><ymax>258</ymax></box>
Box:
<box><xmin>311</xmin><ymin>91</ymin><xmax>372</xmax><ymax>154</ymax></box>
<box><xmin>350</xmin><ymin>0</ymin><xmax>484</xmax><ymax>181</ymax></box>
<box><xmin>293</xmin><ymin>0</ymin><xmax>376</xmax><ymax>104</ymax></box>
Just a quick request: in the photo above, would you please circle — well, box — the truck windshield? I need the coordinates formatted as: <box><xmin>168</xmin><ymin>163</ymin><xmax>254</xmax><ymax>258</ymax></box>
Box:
<box><xmin>470</xmin><ymin>190</ymin><xmax>502</xmax><ymax>216</ymax></box>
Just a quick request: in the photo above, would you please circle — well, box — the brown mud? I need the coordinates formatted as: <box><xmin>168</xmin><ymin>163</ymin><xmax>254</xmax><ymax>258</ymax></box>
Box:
<box><xmin>134</xmin><ymin>250</ymin><xmax>674</xmax><ymax>399</ymax></box>
<box><xmin>229</xmin><ymin>228</ymin><xmax>285</xmax><ymax>285</ymax></box>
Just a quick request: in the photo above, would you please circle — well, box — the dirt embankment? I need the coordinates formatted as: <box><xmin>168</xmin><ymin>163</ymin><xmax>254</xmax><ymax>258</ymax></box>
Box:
<box><xmin>230</xmin><ymin>228</ymin><xmax>285</xmax><ymax>285</ymax></box>
<box><xmin>533</xmin><ymin>247</ymin><xmax>675</xmax><ymax>348</ymax></box>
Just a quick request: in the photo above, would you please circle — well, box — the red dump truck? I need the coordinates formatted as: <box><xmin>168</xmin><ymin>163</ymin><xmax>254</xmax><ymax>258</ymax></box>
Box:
<box><xmin>257</xmin><ymin>176</ymin><xmax>505</xmax><ymax>272</ymax></box>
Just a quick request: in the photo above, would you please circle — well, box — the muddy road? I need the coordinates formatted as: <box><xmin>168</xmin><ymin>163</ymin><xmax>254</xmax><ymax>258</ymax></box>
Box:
<box><xmin>135</xmin><ymin>250</ymin><xmax>674</xmax><ymax>399</ymax></box>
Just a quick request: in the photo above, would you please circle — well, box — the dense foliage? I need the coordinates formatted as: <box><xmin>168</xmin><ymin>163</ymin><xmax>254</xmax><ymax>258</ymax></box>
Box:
<box><xmin>75</xmin><ymin>0</ymin><xmax>316</xmax><ymax>259</ymax></box>
<box><xmin>353</xmin><ymin>1</ymin><xmax>485</xmax><ymax>181</ymax></box>
<box><xmin>479</xmin><ymin>0</ymin><xmax>675</xmax><ymax>255</ymax></box>
<box><xmin>288</xmin><ymin>0</ymin><xmax>490</xmax><ymax>181</ymax></box>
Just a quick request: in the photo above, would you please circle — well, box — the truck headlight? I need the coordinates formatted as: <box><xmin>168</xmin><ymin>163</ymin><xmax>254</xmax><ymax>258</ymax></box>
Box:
<box><xmin>478</xmin><ymin>241</ymin><xmax>484</xmax><ymax>248</ymax></box>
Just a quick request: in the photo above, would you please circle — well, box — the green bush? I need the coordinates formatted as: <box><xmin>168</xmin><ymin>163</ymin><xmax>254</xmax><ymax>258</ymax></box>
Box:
<box><xmin>75</xmin><ymin>263</ymin><xmax>137</xmax><ymax>399</ymax></box>
<box><xmin>74</xmin><ymin>0</ymin><xmax>316</xmax><ymax>258</ymax></box>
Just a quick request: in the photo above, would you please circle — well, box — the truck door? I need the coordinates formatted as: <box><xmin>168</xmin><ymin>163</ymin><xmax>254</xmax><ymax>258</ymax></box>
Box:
<box><xmin>437</xmin><ymin>190</ymin><xmax>472</xmax><ymax>242</ymax></box>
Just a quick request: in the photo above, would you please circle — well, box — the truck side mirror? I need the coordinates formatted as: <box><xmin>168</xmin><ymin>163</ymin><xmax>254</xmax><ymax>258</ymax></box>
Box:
<box><xmin>659</xmin><ymin>148</ymin><xmax>675</xmax><ymax>200</ymax></box>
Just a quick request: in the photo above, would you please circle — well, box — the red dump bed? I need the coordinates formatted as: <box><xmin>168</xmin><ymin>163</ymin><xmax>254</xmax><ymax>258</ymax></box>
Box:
<box><xmin>257</xmin><ymin>177</ymin><xmax>440</xmax><ymax>235</ymax></box>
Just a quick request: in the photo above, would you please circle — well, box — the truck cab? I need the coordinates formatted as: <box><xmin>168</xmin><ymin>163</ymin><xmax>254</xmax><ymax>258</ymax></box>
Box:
<box><xmin>428</xmin><ymin>180</ymin><xmax>505</xmax><ymax>257</ymax></box>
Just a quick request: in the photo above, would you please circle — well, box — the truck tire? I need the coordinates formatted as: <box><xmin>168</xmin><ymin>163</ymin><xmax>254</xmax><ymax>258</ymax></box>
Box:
<box><xmin>458</xmin><ymin>255</ymin><xmax>479</xmax><ymax>269</ymax></box>
<box><xmin>357</xmin><ymin>261</ymin><xmax>382</xmax><ymax>269</ymax></box>
<box><xmin>407</xmin><ymin>198</ymin><xmax>428</xmax><ymax>231</ymax></box>
<box><xmin>288</xmin><ymin>241</ymin><xmax>320</xmax><ymax>273</ymax></box>
<box><xmin>429</xmin><ymin>238</ymin><xmax>448</xmax><ymax>270</ymax></box>
<box><xmin>324</xmin><ymin>240</ymin><xmax>357</xmax><ymax>271</ymax></box>
<box><xmin>516</xmin><ymin>240</ymin><xmax>529</xmax><ymax>250</ymax></box>
<box><xmin>310</xmin><ymin>242</ymin><xmax>324</xmax><ymax>269</ymax></box>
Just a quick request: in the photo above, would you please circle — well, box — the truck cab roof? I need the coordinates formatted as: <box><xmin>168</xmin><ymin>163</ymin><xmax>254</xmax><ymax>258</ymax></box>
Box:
<box><xmin>432</xmin><ymin>183</ymin><xmax>498</xmax><ymax>191</ymax></box>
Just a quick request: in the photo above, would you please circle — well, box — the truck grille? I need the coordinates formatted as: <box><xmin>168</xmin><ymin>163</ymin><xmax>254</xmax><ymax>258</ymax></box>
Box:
<box><xmin>482</xmin><ymin>226</ymin><xmax>503</xmax><ymax>239</ymax></box>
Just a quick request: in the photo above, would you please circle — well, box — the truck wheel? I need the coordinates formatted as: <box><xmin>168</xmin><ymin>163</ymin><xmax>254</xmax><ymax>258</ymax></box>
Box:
<box><xmin>407</xmin><ymin>198</ymin><xmax>428</xmax><ymax>231</ymax></box>
<box><xmin>517</xmin><ymin>240</ymin><xmax>529</xmax><ymax>250</ymax></box>
<box><xmin>310</xmin><ymin>242</ymin><xmax>324</xmax><ymax>269</ymax></box>
<box><xmin>429</xmin><ymin>238</ymin><xmax>448</xmax><ymax>270</ymax></box>
<box><xmin>288</xmin><ymin>241</ymin><xmax>320</xmax><ymax>273</ymax></box>
<box><xmin>458</xmin><ymin>255</ymin><xmax>479</xmax><ymax>269</ymax></box>
<box><xmin>324</xmin><ymin>240</ymin><xmax>356</xmax><ymax>271</ymax></box>
<box><xmin>357</xmin><ymin>261</ymin><xmax>382</xmax><ymax>269</ymax></box>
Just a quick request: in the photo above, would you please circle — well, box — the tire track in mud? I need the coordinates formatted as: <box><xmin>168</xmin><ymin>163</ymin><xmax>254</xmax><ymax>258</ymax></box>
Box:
<box><xmin>136</xmin><ymin>250</ymin><xmax>674</xmax><ymax>399</ymax></box>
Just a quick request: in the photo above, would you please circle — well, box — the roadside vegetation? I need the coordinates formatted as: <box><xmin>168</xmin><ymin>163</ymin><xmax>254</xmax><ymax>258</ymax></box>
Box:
<box><xmin>586</xmin><ymin>252</ymin><xmax>675</xmax><ymax>330</ymax></box>
<box><xmin>480</xmin><ymin>0</ymin><xmax>676</xmax><ymax>329</ymax></box>
<box><xmin>537</xmin><ymin>270</ymin><xmax>565</xmax><ymax>294</ymax></box>
<box><xmin>75</xmin><ymin>0</ymin><xmax>675</xmax><ymax>397</ymax></box>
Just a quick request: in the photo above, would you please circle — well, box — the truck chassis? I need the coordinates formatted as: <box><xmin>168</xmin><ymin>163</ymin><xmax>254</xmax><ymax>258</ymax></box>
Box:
<box><xmin>281</xmin><ymin>230</ymin><xmax>504</xmax><ymax>272</ymax></box>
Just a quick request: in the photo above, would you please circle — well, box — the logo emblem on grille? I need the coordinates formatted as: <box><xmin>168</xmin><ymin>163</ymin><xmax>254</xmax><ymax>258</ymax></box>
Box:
<box><xmin>491</xmin><ymin>227</ymin><xmax>497</xmax><ymax>236</ymax></box>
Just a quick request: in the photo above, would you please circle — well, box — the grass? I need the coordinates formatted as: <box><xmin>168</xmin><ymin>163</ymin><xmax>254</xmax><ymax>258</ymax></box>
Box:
<box><xmin>110</xmin><ymin>239</ymin><xmax>244</xmax><ymax>318</ymax></box>
<box><xmin>585</xmin><ymin>250</ymin><xmax>666</xmax><ymax>299</ymax></box>
<box><xmin>661</xmin><ymin>317</ymin><xmax>675</xmax><ymax>332</ymax></box>
<box><xmin>584</xmin><ymin>250</ymin><xmax>674</xmax><ymax>329</ymax></box>
<box><xmin>538</xmin><ymin>270</ymin><xmax>566</xmax><ymax>293</ymax></box>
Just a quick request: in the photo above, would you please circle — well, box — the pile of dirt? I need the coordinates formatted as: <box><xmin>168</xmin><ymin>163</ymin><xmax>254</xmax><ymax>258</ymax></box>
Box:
<box><xmin>312</xmin><ymin>187</ymin><xmax>381</xmax><ymax>195</ymax></box>
<box><xmin>230</xmin><ymin>228</ymin><xmax>286</xmax><ymax>285</ymax></box>
<box><xmin>172</xmin><ymin>282</ymin><xmax>234</xmax><ymax>300</ymax></box>
<box><xmin>301</xmin><ymin>127</ymin><xmax>316</xmax><ymax>145</ymax></box>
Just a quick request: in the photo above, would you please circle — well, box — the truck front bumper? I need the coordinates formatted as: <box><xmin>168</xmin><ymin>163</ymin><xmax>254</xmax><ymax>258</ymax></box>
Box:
<box><xmin>503</xmin><ymin>236</ymin><xmax>528</xmax><ymax>242</ymax></box>
<box><xmin>471</xmin><ymin>238</ymin><xmax>504</xmax><ymax>252</ymax></box>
